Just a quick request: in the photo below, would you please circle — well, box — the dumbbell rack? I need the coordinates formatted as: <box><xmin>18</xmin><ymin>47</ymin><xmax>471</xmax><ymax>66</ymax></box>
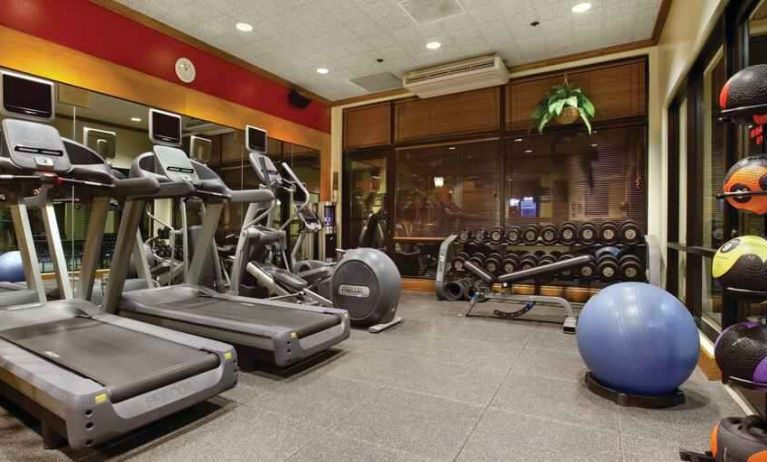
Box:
<box><xmin>435</xmin><ymin>221</ymin><xmax>649</xmax><ymax>302</ymax></box>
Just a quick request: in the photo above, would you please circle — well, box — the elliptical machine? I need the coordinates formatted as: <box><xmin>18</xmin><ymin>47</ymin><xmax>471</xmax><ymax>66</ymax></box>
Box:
<box><xmin>229</xmin><ymin>126</ymin><xmax>402</xmax><ymax>333</ymax></box>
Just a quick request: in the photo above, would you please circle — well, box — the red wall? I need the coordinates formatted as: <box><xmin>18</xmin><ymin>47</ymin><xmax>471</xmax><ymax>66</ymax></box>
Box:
<box><xmin>0</xmin><ymin>0</ymin><xmax>330</xmax><ymax>132</ymax></box>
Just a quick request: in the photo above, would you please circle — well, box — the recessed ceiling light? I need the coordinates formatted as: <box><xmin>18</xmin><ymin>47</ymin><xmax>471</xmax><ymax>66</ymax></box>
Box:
<box><xmin>316</xmin><ymin>67</ymin><xmax>330</xmax><ymax>75</ymax></box>
<box><xmin>130</xmin><ymin>117</ymin><xmax>141</xmax><ymax>122</ymax></box>
<box><xmin>572</xmin><ymin>2</ymin><xmax>592</xmax><ymax>13</ymax></box>
<box><xmin>448</xmin><ymin>146</ymin><xmax>456</xmax><ymax>150</ymax></box>
<box><xmin>524</xmin><ymin>149</ymin><xmax>533</xmax><ymax>153</ymax></box>
<box><xmin>591</xmin><ymin>143</ymin><xmax>598</xmax><ymax>147</ymax></box>
<box><xmin>236</xmin><ymin>22</ymin><xmax>253</xmax><ymax>32</ymax></box>
<box><xmin>426</xmin><ymin>41</ymin><xmax>442</xmax><ymax>50</ymax></box>
<box><xmin>514</xmin><ymin>138</ymin><xmax>523</xmax><ymax>142</ymax></box>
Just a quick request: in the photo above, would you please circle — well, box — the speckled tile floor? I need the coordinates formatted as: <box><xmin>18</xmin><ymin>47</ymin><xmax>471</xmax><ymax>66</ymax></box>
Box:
<box><xmin>0</xmin><ymin>292</ymin><xmax>744</xmax><ymax>461</ymax></box>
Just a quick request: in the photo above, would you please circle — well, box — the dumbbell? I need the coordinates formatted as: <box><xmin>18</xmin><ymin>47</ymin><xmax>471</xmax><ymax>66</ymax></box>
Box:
<box><xmin>469</xmin><ymin>252</ymin><xmax>486</xmax><ymax>268</ymax></box>
<box><xmin>451</xmin><ymin>251</ymin><xmax>470</xmax><ymax>272</ymax></box>
<box><xmin>619</xmin><ymin>254</ymin><xmax>643</xmax><ymax>280</ymax></box>
<box><xmin>506</xmin><ymin>226</ymin><xmax>522</xmax><ymax>245</ymax></box>
<box><xmin>519</xmin><ymin>252</ymin><xmax>539</xmax><ymax>271</ymax></box>
<box><xmin>540</xmin><ymin>224</ymin><xmax>558</xmax><ymax>245</ymax></box>
<box><xmin>457</xmin><ymin>228</ymin><xmax>474</xmax><ymax>244</ymax></box>
<box><xmin>558</xmin><ymin>222</ymin><xmax>578</xmax><ymax>246</ymax></box>
<box><xmin>578</xmin><ymin>222</ymin><xmax>598</xmax><ymax>246</ymax></box>
<box><xmin>557</xmin><ymin>252</ymin><xmax>575</xmax><ymax>279</ymax></box>
<box><xmin>474</xmin><ymin>228</ymin><xmax>490</xmax><ymax>244</ymax></box>
<box><xmin>501</xmin><ymin>253</ymin><xmax>520</xmax><ymax>274</ymax></box>
<box><xmin>489</xmin><ymin>226</ymin><xmax>505</xmax><ymax>244</ymax></box>
<box><xmin>522</xmin><ymin>224</ymin><xmax>541</xmax><ymax>244</ymax></box>
<box><xmin>618</xmin><ymin>220</ymin><xmax>642</xmax><ymax>245</ymax></box>
<box><xmin>595</xmin><ymin>246</ymin><xmax>621</xmax><ymax>281</ymax></box>
<box><xmin>484</xmin><ymin>252</ymin><xmax>504</xmax><ymax>275</ymax></box>
<box><xmin>576</xmin><ymin>258</ymin><xmax>597</xmax><ymax>279</ymax></box>
<box><xmin>538</xmin><ymin>252</ymin><xmax>556</xmax><ymax>266</ymax></box>
<box><xmin>598</xmin><ymin>221</ymin><xmax>619</xmax><ymax>245</ymax></box>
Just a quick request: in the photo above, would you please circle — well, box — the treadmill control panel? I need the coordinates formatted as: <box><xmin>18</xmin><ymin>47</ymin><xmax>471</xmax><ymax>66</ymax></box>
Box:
<box><xmin>153</xmin><ymin>145</ymin><xmax>200</xmax><ymax>184</ymax></box>
<box><xmin>1</xmin><ymin>119</ymin><xmax>70</xmax><ymax>172</ymax></box>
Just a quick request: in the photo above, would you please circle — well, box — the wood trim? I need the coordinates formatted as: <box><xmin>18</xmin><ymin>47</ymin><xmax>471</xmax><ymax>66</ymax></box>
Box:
<box><xmin>0</xmin><ymin>25</ymin><xmax>330</xmax><ymax>197</ymax></box>
<box><xmin>508</xmin><ymin>39</ymin><xmax>655</xmax><ymax>74</ymax></box>
<box><xmin>652</xmin><ymin>0</ymin><xmax>673</xmax><ymax>43</ymax></box>
<box><xmin>334</xmin><ymin>88</ymin><xmax>413</xmax><ymax>107</ymax></box>
<box><xmin>90</xmin><ymin>0</ymin><xmax>331</xmax><ymax>106</ymax></box>
<box><xmin>402</xmin><ymin>277</ymin><xmax>435</xmax><ymax>293</ymax></box>
<box><xmin>697</xmin><ymin>345</ymin><xmax>722</xmax><ymax>380</ymax></box>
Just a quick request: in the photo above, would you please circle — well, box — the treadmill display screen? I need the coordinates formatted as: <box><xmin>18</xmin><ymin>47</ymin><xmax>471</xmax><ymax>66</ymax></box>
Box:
<box><xmin>1</xmin><ymin>72</ymin><xmax>54</xmax><ymax>121</ymax></box>
<box><xmin>150</xmin><ymin>109</ymin><xmax>182</xmax><ymax>146</ymax></box>
<box><xmin>246</xmin><ymin>125</ymin><xmax>267</xmax><ymax>152</ymax></box>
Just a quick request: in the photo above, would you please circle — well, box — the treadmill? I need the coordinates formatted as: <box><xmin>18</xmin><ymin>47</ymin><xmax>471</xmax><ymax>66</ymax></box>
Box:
<box><xmin>0</xmin><ymin>70</ymin><xmax>237</xmax><ymax>449</ymax></box>
<box><xmin>101</xmin><ymin>110</ymin><xmax>350</xmax><ymax>367</ymax></box>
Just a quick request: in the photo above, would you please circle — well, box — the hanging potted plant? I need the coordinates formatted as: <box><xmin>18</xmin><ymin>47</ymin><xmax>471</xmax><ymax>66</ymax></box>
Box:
<box><xmin>530</xmin><ymin>76</ymin><xmax>596</xmax><ymax>134</ymax></box>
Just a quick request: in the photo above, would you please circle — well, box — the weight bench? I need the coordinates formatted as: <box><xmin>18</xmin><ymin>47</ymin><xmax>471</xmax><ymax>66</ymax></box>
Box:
<box><xmin>459</xmin><ymin>254</ymin><xmax>594</xmax><ymax>334</ymax></box>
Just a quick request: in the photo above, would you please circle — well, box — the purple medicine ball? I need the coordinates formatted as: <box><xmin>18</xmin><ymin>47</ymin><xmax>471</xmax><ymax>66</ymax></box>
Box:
<box><xmin>715</xmin><ymin>322</ymin><xmax>767</xmax><ymax>385</ymax></box>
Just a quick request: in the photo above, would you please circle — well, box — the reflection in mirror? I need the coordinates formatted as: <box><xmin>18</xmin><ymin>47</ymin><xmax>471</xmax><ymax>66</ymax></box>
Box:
<box><xmin>0</xmin><ymin>68</ymin><xmax>324</xmax><ymax>287</ymax></box>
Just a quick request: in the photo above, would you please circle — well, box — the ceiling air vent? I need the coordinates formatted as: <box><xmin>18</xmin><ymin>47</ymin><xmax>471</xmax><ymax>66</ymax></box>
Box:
<box><xmin>398</xmin><ymin>0</ymin><xmax>465</xmax><ymax>24</ymax></box>
<box><xmin>403</xmin><ymin>54</ymin><xmax>509</xmax><ymax>98</ymax></box>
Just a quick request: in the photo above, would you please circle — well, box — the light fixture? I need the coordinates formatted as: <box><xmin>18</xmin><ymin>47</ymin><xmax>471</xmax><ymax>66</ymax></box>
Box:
<box><xmin>236</xmin><ymin>22</ymin><xmax>253</xmax><ymax>32</ymax></box>
<box><xmin>591</xmin><ymin>143</ymin><xmax>598</xmax><ymax>147</ymax></box>
<box><xmin>572</xmin><ymin>2</ymin><xmax>592</xmax><ymax>13</ymax></box>
<box><xmin>433</xmin><ymin>176</ymin><xmax>445</xmax><ymax>187</ymax></box>
<box><xmin>524</xmin><ymin>149</ymin><xmax>533</xmax><ymax>153</ymax></box>
<box><xmin>130</xmin><ymin>117</ymin><xmax>142</xmax><ymax>122</ymax></box>
<box><xmin>425</xmin><ymin>41</ymin><xmax>442</xmax><ymax>50</ymax></box>
<box><xmin>514</xmin><ymin>138</ymin><xmax>523</xmax><ymax>142</ymax></box>
<box><xmin>448</xmin><ymin>146</ymin><xmax>456</xmax><ymax>150</ymax></box>
<box><xmin>316</xmin><ymin>67</ymin><xmax>330</xmax><ymax>75</ymax></box>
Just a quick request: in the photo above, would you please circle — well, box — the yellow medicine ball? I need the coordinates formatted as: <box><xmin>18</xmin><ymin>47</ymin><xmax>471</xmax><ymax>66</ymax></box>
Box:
<box><xmin>712</xmin><ymin>235</ymin><xmax>767</xmax><ymax>292</ymax></box>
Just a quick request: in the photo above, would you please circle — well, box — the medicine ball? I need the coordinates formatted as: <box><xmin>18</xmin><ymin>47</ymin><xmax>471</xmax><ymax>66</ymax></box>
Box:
<box><xmin>712</xmin><ymin>236</ymin><xmax>767</xmax><ymax>292</ymax></box>
<box><xmin>715</xmin><ymin>322</ymin><xmax>767</xmax><ymax>386</ymax></box>
<box><xmin>720</xmin><ymin>64</ymin><xmax>767</xmax><ymax>124</ymax></box>
<box><xmin>709</xmin><ymin>416</ymin><xmax>767</xmax><ymax>462</ymax></box>
<box><xmin>723</xmin><ymin>155</ymin><xmax>767</xmax><ymax>214</ymax></box>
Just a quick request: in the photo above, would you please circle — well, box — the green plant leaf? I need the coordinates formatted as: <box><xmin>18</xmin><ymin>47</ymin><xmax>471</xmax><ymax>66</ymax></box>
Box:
<box><xmin>530</xmin><ymin>103</ymin><xmax>546</xmax><ymax>119</ymax></box>
<box><xmin>538</xmin><ymin>111</ymin><xmax>554</xmax><ymax>134</ymax></box>
<box><xmin>564</xmin><ymin>95</ymin><xmax>578</xmax><ymax>108</ymax></box>
<box><xmin>578</xmin><ymin>95</ymin><xmax>596</xmax><ymax>117</ymax></box>
<box><xmin>577</xmin><ymin>107</ymin><xmax>593</xmax><ymax>134</ymax></box>
<box><xmin>549</xmin><ymin>99</ymin><xmax>567</xmax><ymax>115</ymax></box>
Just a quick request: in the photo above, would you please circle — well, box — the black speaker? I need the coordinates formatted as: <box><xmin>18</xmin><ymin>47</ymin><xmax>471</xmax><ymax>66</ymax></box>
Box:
<box><xmin>288</xmin><ymin>89</ymin><xmax>312</xmax><ymax>109</ymax></box>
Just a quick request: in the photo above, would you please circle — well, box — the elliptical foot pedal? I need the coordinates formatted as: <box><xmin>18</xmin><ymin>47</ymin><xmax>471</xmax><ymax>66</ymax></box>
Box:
<box><xmin>368</xmin><ymin>316</ymin><xmax>403</xmax><ymax>333</ymax></box>
<box><xmin>562</xmin><ymin>316</ymin><xmax>577</xmax><ymax>334</ymax></box>
<box><xmin>679</xmin><ymin>450</ymin><xmax>715</xmax><ymax>461</ymax></box>
<box><xmin>585</xmin><ymin>372</ymin><xmax>685</xmax><ymax>408</ymax></box>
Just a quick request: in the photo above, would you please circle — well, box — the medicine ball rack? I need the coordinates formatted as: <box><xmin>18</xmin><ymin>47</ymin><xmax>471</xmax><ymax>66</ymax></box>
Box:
<box><xmin>681</xmin><ymin>64</ymin><xmax>767</xmax><ymax>461</ymax></box>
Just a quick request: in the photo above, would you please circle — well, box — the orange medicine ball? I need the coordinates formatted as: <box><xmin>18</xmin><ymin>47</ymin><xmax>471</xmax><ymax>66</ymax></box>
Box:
<box><xmin>724</xmin><ymin>155</ymin><xmax>767</xmax><ymax>214</ymax></box>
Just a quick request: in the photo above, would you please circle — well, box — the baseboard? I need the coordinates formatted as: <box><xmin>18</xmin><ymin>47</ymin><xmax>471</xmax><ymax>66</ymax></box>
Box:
<box><xmin>697</xmin><ymin>333</ymin><xmax>721</xmax><ymax>381</ymax></box>
<box><xmin>402</xmin><ymin>278</ymin><xmax>435</xmax><ymax>293</ymax></box>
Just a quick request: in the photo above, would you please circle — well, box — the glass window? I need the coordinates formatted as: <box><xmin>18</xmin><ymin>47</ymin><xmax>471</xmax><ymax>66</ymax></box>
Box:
<box><xmin>394</xmin><ymin>140</ymin><xmax>501</xmax><ymax>238</ymax></box>
<box><xmin>701</xmin><ymin>47</ymin><xmax>727</xmax><ymax>328</ymax></box>
<box><xmin>506</xmin><ymin>126</ymin><xmax>647</xmax><ymax>228</ymax></box>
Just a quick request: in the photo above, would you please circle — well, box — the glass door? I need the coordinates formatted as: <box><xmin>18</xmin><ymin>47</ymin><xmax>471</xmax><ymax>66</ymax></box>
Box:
<box><xmin>342</xmin><ymin>150</ymin><xmax>390</xmax><ymax>253</ymax></box>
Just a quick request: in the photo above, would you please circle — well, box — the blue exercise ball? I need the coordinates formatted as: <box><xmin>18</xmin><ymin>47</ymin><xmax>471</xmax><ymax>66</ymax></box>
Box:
<box><xmin>577</xmin><ymin>282</ymin><xmax>699</xmax><ymax>396</ymax></box>
<box><xmin>0</xmin><ymin>251</ymin><xmax>25</xmax><ymax>282</ymax></box>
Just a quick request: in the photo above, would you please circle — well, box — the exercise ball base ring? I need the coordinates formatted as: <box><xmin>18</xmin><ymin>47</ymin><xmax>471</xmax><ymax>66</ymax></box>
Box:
<box><xmin>585</xmin><ymin>372</ymin><xmax>686</xmax><ymax>408</ymax></box>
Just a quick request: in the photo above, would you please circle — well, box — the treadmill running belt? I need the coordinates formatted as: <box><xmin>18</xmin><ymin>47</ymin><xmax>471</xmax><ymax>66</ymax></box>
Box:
<box><xmin>124</xmin><ymin>288</ymin><xmax>342</xmax><ymax>338</ymax></box>
<box><xmin>0</xmin><ymin>317</ymin><xmax>220</xmax><ymax>403</ymax></box>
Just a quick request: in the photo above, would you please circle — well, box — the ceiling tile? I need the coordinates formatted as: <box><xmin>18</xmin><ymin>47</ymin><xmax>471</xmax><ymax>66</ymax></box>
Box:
<box><xmin>116</xmin><ymin>0</ymin><xmax>662</xmax><ymax>99</ymax></box>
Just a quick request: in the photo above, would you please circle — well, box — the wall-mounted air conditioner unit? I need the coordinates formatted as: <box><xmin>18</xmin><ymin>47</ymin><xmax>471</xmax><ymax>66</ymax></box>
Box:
<box><xmin>403</xmin><ymin>54</ymin><xmax>510</xmax><ymax>98</ymax></box>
